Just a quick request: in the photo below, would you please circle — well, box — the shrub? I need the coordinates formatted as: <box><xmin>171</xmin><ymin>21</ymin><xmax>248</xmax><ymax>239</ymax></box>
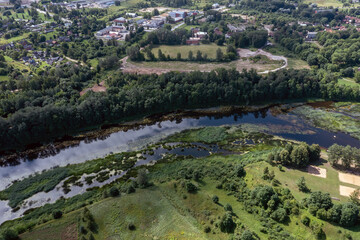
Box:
<box><xmin>1</xmin><ymin>229</ymin><xmax>19</xmax><ymax>240</ymax></box>
<box><xmin>270</xmin><ymin>208</ymin><xmax>288</xmax><ymax>223</ymax></box>
<box><xmin>204</xmin><ymin>226</ymin><xmax>211</xmax><ymax>233</ymax></box>
<box><xmin>52</xmin><ymin>210</ymin><xmax>63</xmax><ymax>219</ymax></box>
<box><xmin>109</xmin><ymin>186</ymin><xmax>120</xmax><ymax>197</ymax></box>
<box><xmin>296</xmin><ymin>177</ymin><xmax>310</xmax><ymax>192</ymax></box>
<box><xmin>185</xmin><ymin>182</ymin><xmax>198</xmax><ymax>193</ymax></box>
<box><xmin>219</xmin><ymin>212</ymin><xmax>236</xmax><ymax>233</ymax></box>
<box><xmin>128</xmin><ymin>223</ymin><xmax>136</xmax><ymax>230</ymax></box>
<box><xmin>212</xmin><ymin>195</ymin><xmax>219</xmax><ymax>204</ymax></box>
<box><xmin>224</xmin><ymin>203</ymin><xmax>233</xmax><ymax>212</ymax></box>
<box><xmin>241</xmin><ymin>230</ymin><xmax>255</xmax><ymax>240</ymax></box>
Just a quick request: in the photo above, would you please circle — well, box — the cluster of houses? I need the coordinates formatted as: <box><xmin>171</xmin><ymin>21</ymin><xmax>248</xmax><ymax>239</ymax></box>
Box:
<box><xmin>22</xmin><ymin>51</ymin><xmax>64</xmax><ymax>66</ymax></box>
<box><xmin>96</xmin><ymin>9</ymin><xmax>202</xmax><ymax>41</ymax></box>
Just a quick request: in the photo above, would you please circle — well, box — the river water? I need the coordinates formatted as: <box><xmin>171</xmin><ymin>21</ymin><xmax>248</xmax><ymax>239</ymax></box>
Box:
<box><xmin>0</xmin><ymin>105</ymin><xmax>359</xmax><ymax>225</ymax></box>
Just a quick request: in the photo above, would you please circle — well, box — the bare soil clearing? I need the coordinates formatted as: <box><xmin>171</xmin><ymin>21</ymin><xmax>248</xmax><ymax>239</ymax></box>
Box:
<box><xmin>80</xmin><ymin>81</ymin><xmax>107</xmax><ymax>96</ymax></box>
<box><xmin>339</xmin><ymin>172</ymin><xmax>360</xmax><ymax>186</ymax></box>
<box><xmin>339</xmin><ymin>185</ymin><xmax>356</xmax><ymax>197</ymax></box>
<box><xmin>307</xmin><ymin>165</ymin><xmax>327</xmax><ymax>178</ymax></box>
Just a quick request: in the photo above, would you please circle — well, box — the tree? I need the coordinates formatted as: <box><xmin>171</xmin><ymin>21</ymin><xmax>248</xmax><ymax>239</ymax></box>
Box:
<box><xmin>262</xmin><ymin>167</ymin><xmax>270</xmax><ymax>180</ymax></box>
<box><xmin>340</xmin><ymin>203</ymin><xmax>359</xmax><ymax>227</ymax></box>
<box><xmin>115</xmin><ymin>0</ymin><xmax>120</xmax><ymax>5</ymax></box>
<box><xmin>153</xmin><ymin>8</ymin><xmax>159</xmax><ymax>16</ymax></box>
<box><xmin>271</xmin><ymin>208</ymin><xmax>288</xmax><ymax>223</ymax></box>
<box><xmin>126</xmin><ymin>45</ymin><xmax>144</xmax><ymax>61</ymax></box>
<box><xmin>53</xmin><ymin>210</ymin><xmax>63</xmax><ymax>219</ymax></box>
<box><xmin>296</xmin><ymin>176</ymin><xmax>310</xmax><ymax>192</ymax></box>
<box><xmin>219</xmin><ymin>212</ymin><xmax>236</xmax><ymax>233</ymax></box>
<box><xmin>109</xmin><ymin>186</ymin><xmax>120</xmax><ymax>197</ymax></box>
<box><xmin>235</xmin><ymin>164</ymin><xmax>245</xmax><ymax>177</ymax></box>
<box><xmin>186</xmin><ymin>181</ymin><xmax>197</xmax><ymax>193</ymax></box>
<box><xmin>350</xmin><ymin>188</ymin><xmax>360</xmax><ymax>206</ymax></box>
<box><xmin>196</xmin><ymin>50</ymin><xmax>202</xmax><ymax>61</ymax></box>
<box><xmin>1</xmin><ymin>229</ymin><xmax>19</xmax><ymax>240</ymax></box>
<box><xmin>224</xmin><ymin>203</ymin><xmax>233</xmax><ymax>212</ymax></box>
<box><xmin>308</xmin><ymin>144</ymin><xmax>321</xmax><ymax>163</ymax></box>
<box><xmin>240</xmin><ymin>230</ymin><xmax>255</xmax><ymax>240</ymax></box>
<box><xmin>176</xmin><ymin>52</ymin><xmax>181</xmax><ymax>60</ymax></box>
<box><xmin>328</xmin><ymin>144</ymin><xmax>342</xmax><ymax>166</ymax></box>
<box><xmin>212</xmin><ymin>195</ymin><xmax>219</xmax><ymax>204</ymax></box>
<box><xmin>216</xmin><ymin>48</ymin><xmax>223</xmax><ymax>61</ymax></box>
<box><xmin>188</xmin><ymin>50</ymin><xmax>194</xmax><ymax>61</ymax></box>
<box><xmin>290</xmin><ymin>144</ymin><xmax>309</xmax><ymax>167</ymax></box>
<box><xmin>137</xmin><ymin>169</ymin><xmax>148</xmax><ymax>188</ymax></box>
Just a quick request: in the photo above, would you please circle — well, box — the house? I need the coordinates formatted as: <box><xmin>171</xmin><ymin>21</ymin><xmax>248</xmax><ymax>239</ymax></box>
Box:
<box><xmin>212</xmin><ymin>3</ymin><xmax>219</xmax><ymax>8</ymax></box>
<box><xmin>169</xmin><ymin>11</ymin><xmax>187</xmax><ymax>18</ymax></box>
<box><xmin>306</xmin><ymin>31</ymin><xmax>317</xmax><ymax>41</ymax></box>
<box><xmin>214</xmin><ymin>27</ymin><xmax>223</xmax><ymax>35</ymax></box>
<box><xmin>113</xmin><ymin>17</ymin><xmax>127</xmax><ymax>26</ymax></box>
<box><xmin>186</xmin><ymin>37</ymin><xmax>200</xmax><ymax>45</ymax></box>
<box><xmin>126</xmin><ymin>12</ymin><xmax>137</xmax><ymax>18</ymax></box>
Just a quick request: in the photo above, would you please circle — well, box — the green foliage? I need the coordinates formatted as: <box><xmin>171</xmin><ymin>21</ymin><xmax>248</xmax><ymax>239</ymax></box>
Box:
<box><xmin>270</xmin><ymin>208</ymin><xmax>288</xmax><ymax>223</ymax></box>
<box><xmin>136</xmin><ymin>169</ymin><xmax>149</xmax><ymax>188</ymax></box>
<box><xmin>52</xmin><ymin>210</ymin><xmax>63</xmax><ymax>219</ymax></box>
<box><xmin>185</xmin><ymin>182</ymin><xmax>198</xmax><ymax>193</ymax></box>
<box><xmin>212</xmin><ymin>195</ymin><xmax>219</xmax><ymax>204</ymax></box>
<box><xmin>1</xmin><ymin>167</ymin><xmax>69</xmax><ymax>208</ymax></box>
<box><xmin>109</xmin><ymin>186</ymin><xmax>120</xmax><ymax>197</ymax></box>
<box><xmin>296</xmin><ymin>176</ymin><xmax>310</xmax><ymax>193</ymax></box>
<box><xmin>219</xmin><ymin>212</ymin><xmax>236</xmax><ymax>233</ymax></box>
<box><xmin>1</xmin><ymin>229</ymin><xmax>18</xmax><ymax>240</ymax></box>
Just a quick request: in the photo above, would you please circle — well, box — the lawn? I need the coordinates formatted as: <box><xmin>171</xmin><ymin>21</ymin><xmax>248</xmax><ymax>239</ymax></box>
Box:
<box><xmin>151</xmin><ymin>44</ymin><xmax>227</xmax><ymax>60</ymax></box>
<box><xmin>127</xmin><ymin>57</ymin><xmax>282</xmax><ymax>73</ymax></box>
<box><xmin>338</xmin><ymin>78</ymin><xmax>360</xmax><ymax>88</ymax></box>
<box><xmin>4</xmin><ymin>56</ymin><xmax>31</xmax><ymax>71</ymax></box>
<box><xmin>0</xmin><ymin>33</ymin><xmax>30</xmax><ymax>45</ymax></box>
<box><xmin>303</xmin><ymin>0</ymin><xmax>343</xmax><ymax>7</ymax></box>
<box><xmin>0</xmin><ymin>75</ymin><xmax>8</xmax><ymax>82</ymax></box>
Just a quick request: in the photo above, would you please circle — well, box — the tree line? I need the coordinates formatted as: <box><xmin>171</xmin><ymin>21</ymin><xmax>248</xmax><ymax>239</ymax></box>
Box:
<box><xmin>3</xmin><ymin>68</ymin><xmax>360</xmax><ymax>152</ymax></box>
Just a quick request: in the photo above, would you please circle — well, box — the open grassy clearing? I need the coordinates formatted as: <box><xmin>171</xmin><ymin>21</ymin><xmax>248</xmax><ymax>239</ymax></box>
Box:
<box><xmin>338</xmin><ymin>78</ymin><xmax>360</xmax><ymax>88</ymax></box>
<box><xmin>151</xmin><ymin>44</ymin><xmax>227</xmax><ymax>59</ymax></box>
<box><xmin>303</xmin><ymin>0</ymin><xmax>343</xmax><ymax>7</ymax></box>
<box><xmin>0</xmin><ymin>32</ymin><xmax>30</xmax><ymax>45</ymax></box>
<box><xmin>4</xmin><ymin>55</ymin><xmax>31</xmax><ymax>71</ymax></box>
<box><xmin>125</xmin><ymin>57</ymin><xmax>282</xmax><ymax>74</ymax></box>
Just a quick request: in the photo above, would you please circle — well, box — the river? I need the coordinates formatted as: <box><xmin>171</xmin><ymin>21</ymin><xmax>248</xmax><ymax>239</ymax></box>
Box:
<box><xmin>0</xmin><ymin>104</ymin><xmax>359</xmax><ymax>225</ymax></box>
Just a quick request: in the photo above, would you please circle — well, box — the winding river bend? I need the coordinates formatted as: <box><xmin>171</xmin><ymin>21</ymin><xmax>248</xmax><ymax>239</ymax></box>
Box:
<box><xmin>1</xmin><ymin>103</ymin><xmax>359</xmax><ymax>225</ymax></box>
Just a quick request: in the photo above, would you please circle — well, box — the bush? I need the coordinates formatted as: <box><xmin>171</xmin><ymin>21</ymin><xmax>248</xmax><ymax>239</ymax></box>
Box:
<box><xmin>1</xmin><ymin>229</ymin><xmax>19</xmax><ymax>240</ymax></box>
<box><xmin>219</xmin><ymin>212</ymin><xmax>236</xmax><ymax>233</ymax></box>
<box><xmin>52</xmin><ymin>210</ymin><xmax>63</xmax><ymax>219</ymax></box>
<box><xmin>270</xmin><ymin>208</ymin><xmax>288</xmax><ymax>223</ymax></box>
<box><xmin>224</xmin><ymin>203</ymin><xmax>233</xmax><ymax>212</ymax></box>
<box><xmin>128</xmin><ymin>223</ymin><xmax>136</xmax><ymax>230</ymax></box>
<box><xmin>204</xmin><ymin>226</ymin><xmax>211</xmax><ymax>233</ymax></box>
<box><xmin>212</xmin><ymin>195</ymin><xmax>219</xmax><ymax>204</ymax></box>
<box><xmin>241</xmin><ymin>229</ymin><xmax>255</xmax><ymax>240</ymax></box>
<box><xmin>185</xmin><ymin>182</ymin><xmax>198</xmax><ymax>193</ymax></box>
<box><xmin>109</xmin><ymin>186</ymin><xmax>120</xmax><ymax>197</ymax></box>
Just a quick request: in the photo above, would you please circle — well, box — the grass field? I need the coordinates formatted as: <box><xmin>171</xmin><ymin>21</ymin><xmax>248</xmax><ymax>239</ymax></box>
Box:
<box><xmin>0</xmin><ymin>75</ymin><xmax>9</xmax><ymax>82</ymax></box>
<box><xmin>0</xmin><ymin>33</ymin><xmax>30</xmax><ymax>45</ymax></box>
<box><xmin>4</xmin><ymin>56</ymin><xmax>31</xmax><ymax>71</ymax></box>
<box><xmin>151</xmin><ymin>44</ymin><xmax>227</xmax><ymax>60</ymax></box>
<box><xmin>126</xmin><ymin>57</ymin><xmax>282</xmax><ymax>74</ymax></box>
<box><xmin>303</xmin><ymin>0</ymin><xmax>343</xmax><ymax>7</ymax></box>
<box><xmin>338</xmin><ymin>78</ymin><xmax>360</xmax><ymax>88</ymax></box>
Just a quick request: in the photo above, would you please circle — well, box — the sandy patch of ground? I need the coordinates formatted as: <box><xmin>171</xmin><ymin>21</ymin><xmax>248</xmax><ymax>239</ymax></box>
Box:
<box><xmin>80</xmin><ymin>80</ymin><xmax>107</xmax><ymax>96</ymax></box>
<box><xmin>339</xmin><ymin>185</ymin><xmax>356</xmax><ymax>197</ymax></box>
<box><xmin>339</xmin><ymin>172</ymin><xmax>360</xmax><ymax>186</ymax></box>
<box><xmin>307</xmin><ymin>165</ymin><xmax>327</xmax><ymax>178</ymax></box>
